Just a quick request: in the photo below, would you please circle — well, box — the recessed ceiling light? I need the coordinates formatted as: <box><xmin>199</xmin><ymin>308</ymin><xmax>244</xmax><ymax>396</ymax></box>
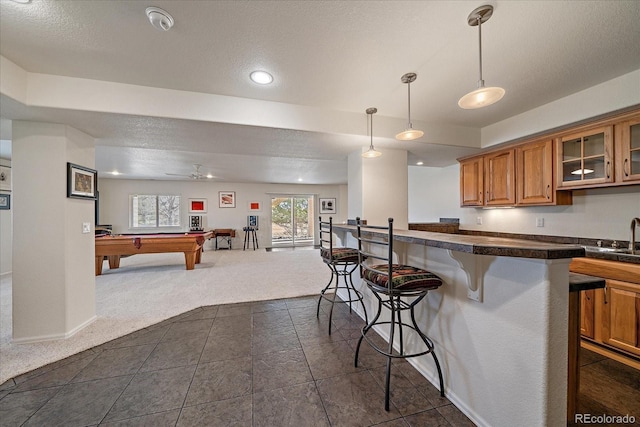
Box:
<box><xmin>416</xmin><ymin>161</ymin><xmax>424</xmax><ymax>166</ymax></box>
<box><xmin>297</xmin><ymin>178</ymin><xmax>303</xmax><ymax>182</ymax></box>
<box><xmin>110</xmin><ymin>170</ymin><xmax>120</xmax><ymax>175</ymax></box>
<box><xmin>206</xmin><ymin>174</ymin><xmax>214</xmax><ymax>179</ymax></box>
<box><xmin>250</xmin><ymin>70</ymin><xmax>273</xmax><ymax>85</ymax></box>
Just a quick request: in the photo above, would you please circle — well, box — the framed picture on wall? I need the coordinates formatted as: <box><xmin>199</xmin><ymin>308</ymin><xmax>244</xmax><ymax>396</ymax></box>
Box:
<box><xmin>248</xmin><ymin>201</ymin><xmax>261</xmax><ymax>211</ymax></box>
<box><xmin>219</xmin><ymin>191</ymin><xmax>236</xmax><ymax>208</ymax></box>
<box><xmin>0</xmin><ymin>193</ymin><xmax>10</xmax><ymax>210</ymax></box>
<box><xmin>67</xmin><ymin>162</ymin><xmax>97</xmax><ymax>200</ymax></box>
<box><xmin>189</xmin><ymin>198</ymin><xmax>207</xmax><ymax>213</ymax></box>
<box><xmin>319</xmin><ymin>197</ymin><xmax>336</xmax><ymax>214</ymax></box>
<box><xmin>0</xmin><ymin>166</ymin><xmax>11</xmax><ymax>192</ymax></box>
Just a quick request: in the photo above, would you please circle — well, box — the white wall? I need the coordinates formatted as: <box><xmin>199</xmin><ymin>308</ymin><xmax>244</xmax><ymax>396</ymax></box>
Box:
<box><xmin>482</xmin><ymin>69</ymin><xmax>640</xmax><ymax>147</ymax></box>
<box><xmin>98</xmin><ymin>179</ymin><xmax>347</xmax><ymax>248</ymax></box>
<box><xmin>408</xmin><ymin>165</ymin><xmax>640</xmax><ymax>241</ymax></box>
<box><xmin>12</xmin><ymin>121</ymin><xmax>96</xmax><ymax>342</ymax></box>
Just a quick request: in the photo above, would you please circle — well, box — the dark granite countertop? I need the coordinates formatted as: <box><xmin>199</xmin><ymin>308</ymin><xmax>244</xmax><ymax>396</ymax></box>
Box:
<box><xmin>568</xmin><ymin>273</ymin><xmax>606</xmax><ymax>292</ymax></box>
<box><xmin>333</xmin><ymin>224</ymin><xmax>585</xmax><ymax>260</ymax></box>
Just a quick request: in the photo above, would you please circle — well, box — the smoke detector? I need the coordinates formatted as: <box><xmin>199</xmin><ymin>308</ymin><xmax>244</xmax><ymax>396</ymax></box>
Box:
<box><xmin>145</xmin><ymin>7</ymin><xmax>174</xmax><ymax>31</ymax></box>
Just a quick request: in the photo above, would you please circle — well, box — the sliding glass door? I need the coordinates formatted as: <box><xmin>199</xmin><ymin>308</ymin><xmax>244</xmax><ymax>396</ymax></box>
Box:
<box><xmin>270</xmin><ymin>196</ymin><xmax>314</xmax><ymax>247</ymax></box>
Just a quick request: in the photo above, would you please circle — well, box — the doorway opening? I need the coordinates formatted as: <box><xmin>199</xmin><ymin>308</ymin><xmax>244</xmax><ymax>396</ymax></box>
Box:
<box><xmin>270</xmin><ymin>196</ymin><xmax>315</xmax><ymax>247</ymax></box>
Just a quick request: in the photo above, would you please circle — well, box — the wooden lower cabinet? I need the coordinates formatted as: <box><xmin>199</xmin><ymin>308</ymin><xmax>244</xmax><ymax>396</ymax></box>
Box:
<box><xmin>580</xmin><ymin>289</ymin><xmax>596</xmax><ymax>339</ymax></box>
<box><xmin>601</xmin><ymin>279</ymin><xmax>640</xmax><ymax>356</ymax></box>
<box><xmin>571</xmin><ymin>258</ymin><xmax>640</xmax><ymax>360</ymax></box>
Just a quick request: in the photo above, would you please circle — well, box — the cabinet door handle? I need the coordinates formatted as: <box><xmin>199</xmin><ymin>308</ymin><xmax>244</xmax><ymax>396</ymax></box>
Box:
<box><xmin>606</xmin><ymin>161</ymin><xmax>611</xmax><ymax>179</ymax></box>
<box><xmin>546</xmin><ymin>185</ymin><xmax>550</xmax><ymax>199</ymax></box>
<box><xmin>603</xmin><ymin>283</ymin><xmax>607</xmax><ymax>305</ymax></box>
<box><xmin>624</xmin><ymin>158</ymin><xmax>630</xmax><ymax>176</ymax></box>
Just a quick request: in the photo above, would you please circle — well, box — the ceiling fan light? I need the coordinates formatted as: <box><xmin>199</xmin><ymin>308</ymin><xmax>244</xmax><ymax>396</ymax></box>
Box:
<box><xmin>458</xmin><ymin>85</ymin><xmax>505</xmax><ymax>109</ymax></box>
<box><xmin>395</xmin><ymin>128</ymin><xmax>424</xmax><ymax>141</ymax></box>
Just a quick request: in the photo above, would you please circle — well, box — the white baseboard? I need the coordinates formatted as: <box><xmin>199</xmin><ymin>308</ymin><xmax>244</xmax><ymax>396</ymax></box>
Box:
<box><xmin>12</xmin><ymin>315</ymin><xmax>97</xmax><ymax>344</ymax></box>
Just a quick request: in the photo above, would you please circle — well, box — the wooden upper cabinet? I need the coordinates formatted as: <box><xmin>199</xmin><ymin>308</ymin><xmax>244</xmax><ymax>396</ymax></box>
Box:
<box><xmin>618</xmin><ymin>117</ymin><xmax>640</xmax><ymax>183</ymax></box>
<box><xmin>484</xmin><ymin>149</ymin><xmax>515</xmax><ymax>206</ymax></box>
<box><xmin>460</xmin><ymin>157</ymin><xmax>484</xmax><ymax>207</ymax></box>
<box><xmin>516</xmin><ymin>139</ymin><xmax>572</xmax><ymax>206</ymax></box>
<box><xmin>556</xmin><ymin>125</ymin><xmax>614</xmax><ymax>188</ymax></box>
<box><xmin>516</xmin><ymin>139</ymin><xmax>553</xmax><ymax>205</ymax></box>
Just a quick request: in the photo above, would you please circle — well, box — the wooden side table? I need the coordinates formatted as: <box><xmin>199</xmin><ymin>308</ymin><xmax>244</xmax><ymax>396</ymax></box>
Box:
<box><xmin>212</xmin><ymin>229</ymin><xmax>235</xmax><ymax>250</ymax></box>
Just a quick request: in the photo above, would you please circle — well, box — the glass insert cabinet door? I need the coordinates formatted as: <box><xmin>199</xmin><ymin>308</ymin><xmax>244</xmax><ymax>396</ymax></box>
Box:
<box><xmin>559</xmin><ymin>125</ymin><xmax>613</xmax><ymax>186</ymax></box>
<box><xmin>621</xmin><ymin>118</ymin><xmax>640</xmax><ymax>182</ymax></box>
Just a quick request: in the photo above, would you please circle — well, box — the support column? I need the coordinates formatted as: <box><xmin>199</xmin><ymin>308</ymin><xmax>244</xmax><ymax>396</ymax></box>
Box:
<box><xmin>12</xmin><ymin>121</ymin><xmax>96</xmax><ymax>342</ymax></box>
<box><xmin>348</xmin><ymin>147</ymin><xmax>408</xmax><ymax>228</ymax></box>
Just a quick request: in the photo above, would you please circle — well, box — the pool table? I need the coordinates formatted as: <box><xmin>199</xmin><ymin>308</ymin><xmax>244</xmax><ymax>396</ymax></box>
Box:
<box><xmin>95</xmin><ymin>231</ymin><xmax>213</xmax><ymax>275</ymax></box>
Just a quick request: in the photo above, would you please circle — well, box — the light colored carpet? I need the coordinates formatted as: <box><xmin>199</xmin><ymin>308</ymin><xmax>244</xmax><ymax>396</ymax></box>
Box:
<box><xmin>0</xmin><ymin>247</ymin><xmax>327</xmax><ymax>385</ymax></box>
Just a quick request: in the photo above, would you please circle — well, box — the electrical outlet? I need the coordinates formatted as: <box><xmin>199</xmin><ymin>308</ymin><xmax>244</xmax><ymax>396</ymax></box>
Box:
<box><xmin>536</xmin><ymin>218</ymin><xmax>544</xmax><ymax>227</ymax></box>
<box><xmin>476</xmin><ymin>217</ymin><xmax>482</xmax><ymax>225</ymax></box>
<box><xmin>82</xmin><ymin>222</ymin><xmax>91</xmax><ymax>234</ymax></box>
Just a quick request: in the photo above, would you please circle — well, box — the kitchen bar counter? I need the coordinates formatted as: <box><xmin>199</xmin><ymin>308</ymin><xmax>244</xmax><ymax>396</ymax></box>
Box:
<box><xmin>331</xmin><ymin>223</ymin><xmax>589</xmax><ymax>426</ymax></box>
<box><xmin>333</xmin><ymin>224</ymin><xmax>586</xmax><ymax>260</ymax></box>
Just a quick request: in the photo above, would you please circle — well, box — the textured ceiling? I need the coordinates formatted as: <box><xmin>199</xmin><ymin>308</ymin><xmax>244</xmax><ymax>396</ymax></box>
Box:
<box><xmin>1</xmin><ymin>0</ymin><xmax>639</xmax><ymax>183</ymax></box>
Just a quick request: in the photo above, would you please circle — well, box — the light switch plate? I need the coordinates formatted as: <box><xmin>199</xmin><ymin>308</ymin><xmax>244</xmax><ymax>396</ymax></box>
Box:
<box><xmin>82</xmin><ymin>222</ymin><xmax>91</xmax><ymax>233</ymax></box>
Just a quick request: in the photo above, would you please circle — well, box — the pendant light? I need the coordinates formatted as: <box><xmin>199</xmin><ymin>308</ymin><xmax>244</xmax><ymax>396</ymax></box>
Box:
<box><xmin>362</xmin><ymin>108</ymin><xmax>382</xmax><ymax>158</ymax></box>
<box><xmin>458</xmin><ymin>5</ymin><xmax>505</xmax><ymax>109</ymax></box>
<box><xmin>396</xmin><ymin>73</ymin><xmax>424</xmax><ymax>141</ymax></box>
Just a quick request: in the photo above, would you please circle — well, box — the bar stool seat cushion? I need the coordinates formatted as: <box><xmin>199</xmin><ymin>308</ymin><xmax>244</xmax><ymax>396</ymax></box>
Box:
<box><xmin>321</xmin><ymin>247</ymin><xmax>359</xmax><ymax>263</ymax></box>
<box><xmin>364</xmin><ymin>264</ymin><xmax>443</xmax><ymax>291</ymax></box>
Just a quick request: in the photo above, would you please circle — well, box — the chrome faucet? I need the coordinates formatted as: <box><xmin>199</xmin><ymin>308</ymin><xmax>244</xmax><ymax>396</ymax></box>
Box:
<box><xmin>631</xmin><ymin>218</ymin><xmax>640</xmax><ymax>255</ymax></box>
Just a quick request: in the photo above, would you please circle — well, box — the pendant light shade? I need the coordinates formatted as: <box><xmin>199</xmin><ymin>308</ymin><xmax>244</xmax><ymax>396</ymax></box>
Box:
<box><xmin>396</xmin><ymin>73</ymin><xmax>424</xmax><ymax>141</ymax></box>
<box><xmin>362</xmin><ymin>107</ymin><xmax>382</xmax><ymax>158</ymax></box>
<box><xmin>458</xmin><ymin>5</ymin><xmax>505</xmax><ymax>109</ymax></box>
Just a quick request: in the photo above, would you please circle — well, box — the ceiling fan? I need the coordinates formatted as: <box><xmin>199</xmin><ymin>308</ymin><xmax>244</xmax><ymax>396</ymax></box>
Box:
<box><xmin>165</xmin><ymin>164</ymin><xmax>215</xmax><ymax>180</ymax></box>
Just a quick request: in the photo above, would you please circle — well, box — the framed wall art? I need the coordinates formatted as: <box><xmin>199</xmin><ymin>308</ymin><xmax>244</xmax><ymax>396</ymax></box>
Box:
<box><xmin>0</xmin><ymin>166</ymin><xmax>11</xmax><ymax>192</ymax></box>
<box><xmin>189</xmin><ymin>198</ymin><xmax>207</xmax><ymax>213</ymax></box>
<box><xmin>219</xmin><ymin>191</ymin><xmax>236</xmax><ymax>208</ymax></box>
<box><xmin>248</xmin><ymin>201</ymin><xmax>261</xmax><ymax>211</ymax></box>
<box><xmin>0</xmin><ymin>193</ymin><xmax>10</xmax><ymax>210</ymax></box>
<box><xmin>67</xmin><ymin>162</ymin><xmax>97</xmax><ymax>200</ymax></box>
<box><xmin>319</xmin><ymin>197</ymin><xmax>336</xmax><ymax>214</ymax></box>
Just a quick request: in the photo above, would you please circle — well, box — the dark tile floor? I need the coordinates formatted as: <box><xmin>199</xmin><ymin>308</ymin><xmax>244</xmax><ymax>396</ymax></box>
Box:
<box><xmin>572</xmin><ymin>348</ymin><xmax>640</xmax><ymax>426</ymax></box>
<box><xmin>0</xmin><ymin>296</ymin><xmax>474</xmax><ymax>427</ymax></box>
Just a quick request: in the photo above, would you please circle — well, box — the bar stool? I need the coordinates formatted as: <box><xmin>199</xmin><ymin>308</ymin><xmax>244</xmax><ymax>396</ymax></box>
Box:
<box><xmin>243</xmin><ymin>226</ymin><xmax>258</xmax><ymax>250</ymax></box>
<box><xmin>317</xmin><ymin>216</ymin><xmax>368</xmax><ymax>335</ymax></box>
<box><xmin>354</xmin><ymin>217</ymin><xmax>445</xmax><ymax>411</ymax></box>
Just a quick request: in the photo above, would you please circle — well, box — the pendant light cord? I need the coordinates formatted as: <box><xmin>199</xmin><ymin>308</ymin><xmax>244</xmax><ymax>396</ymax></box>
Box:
<box><xmin>477</xmin><ymin>15</ymin><xmax>484</xmax><ymax>86</ymax></box>
<box><xmin>368</xmin><ymin>111</ymin><xmax>374</xmax><ymax>149</ymax></box>
<box><xmin>407</xmin><ymin>82</ymin><xmax>412</xmax><ymax>128</ymax></box>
